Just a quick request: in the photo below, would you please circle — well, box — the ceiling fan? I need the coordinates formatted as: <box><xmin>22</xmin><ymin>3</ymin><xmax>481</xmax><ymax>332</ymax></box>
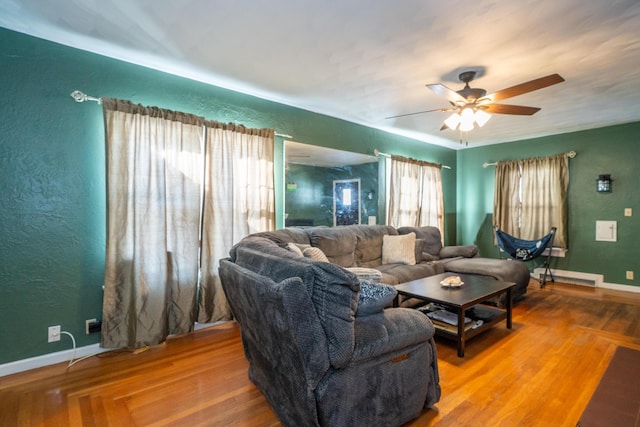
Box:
<box><xmin>387</xmin><ymin>71</ymin><xmax>565</xmax><ymax>132</ymax></box>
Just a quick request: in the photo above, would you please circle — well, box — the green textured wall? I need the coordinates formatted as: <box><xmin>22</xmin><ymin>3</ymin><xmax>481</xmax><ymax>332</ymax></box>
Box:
<box><xmin>0</xmin><ymin>27</ymin><xmax>456</xmax><ymax>364</ymax></box>
<box><xmin>456</xmin><ymin>122</ymin><xmax>640</xmax><ymax>286</ymax></box>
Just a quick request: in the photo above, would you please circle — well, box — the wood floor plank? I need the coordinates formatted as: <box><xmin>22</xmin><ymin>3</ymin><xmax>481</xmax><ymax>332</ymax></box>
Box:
<box><xmin>1</xmin><ymin>282</ymin><xmax>639</xmax><ymax>426</ymax></box>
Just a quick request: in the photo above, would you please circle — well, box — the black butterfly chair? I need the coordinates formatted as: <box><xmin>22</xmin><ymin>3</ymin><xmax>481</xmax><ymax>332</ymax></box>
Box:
<box><xmin>494</xmin><ymin>226</ymin><xmax>557</xmax><ymax>287</ymax></box>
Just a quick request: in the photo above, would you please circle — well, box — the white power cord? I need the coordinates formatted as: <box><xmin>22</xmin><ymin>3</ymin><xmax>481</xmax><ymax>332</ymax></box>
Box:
<box><xmin>60</xmin><ymin>330</ymin><xmax>98</xmax><ymax>368</ymax></box>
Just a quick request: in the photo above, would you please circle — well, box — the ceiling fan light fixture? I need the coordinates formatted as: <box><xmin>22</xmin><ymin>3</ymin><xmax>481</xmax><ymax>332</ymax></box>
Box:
<box><xmin>474</xmin><ymin>109</ymin><xmax>492</xmax><ymax>127</ymax></box>
<box><xmin>459</xmin><ymin>108</ymin><xmax>475</xmax><ymax>131</ymax></box>
<box><xmin>444</xmin><ymin>112</ymin><xmax>461</xmax><ymax>130</ymax></box>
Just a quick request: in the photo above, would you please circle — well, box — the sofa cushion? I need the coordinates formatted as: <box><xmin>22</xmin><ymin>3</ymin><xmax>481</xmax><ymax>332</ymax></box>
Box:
<box><xmin>352</xmin><ymin>225</ymin><xmax>397</xmax><ymax>268</ymax></box>
<box><xmin>376</xmin><ymin>262</ymin><xmax>437</xmax><ymax>284</ymax></box>
<box><xmin>307</xmin><ymin>227</ymin><xmax>357</xmax><ymax>268</ymax></box>
<box><xmin>439</xmin><ymin>245</ymin><xmax>478</xmax><ymax>259</ymax></box>
<box><xmin>398</xmin><ymin>226</ymin><xmax>442</xmax><ymax>256</ymax></box>
<box><xmin>232</xmin><ymin>238</ymin><xmax>316</xmax><ymax>294</ymax></box>
<box><xmin>356</xmin><ymin>281</ymin><xmax>397</xmax><ymax>316</ymax></box>
<box><xmin>309</xmin><ymin>262</ymin><xmax>360</xmax><ymax>368</ymax></box>
<box><xmin>233</xmin><ymin>238</ymin><xmax>359</xmax><ymax>368</ymax></box>
<box><xmin>251</xmin><ymin>228</ymin><xmax>311</xmax><ymax>246</ymax></box>
<box><xmin>382</xmin><ymin>233</ymin><xmax>416</xmax><ymax>265</ymax></box>
<box><xmin>421</xmin><ymin>252</ymin><xmax>440</xmax><ymax>262</ymax></box>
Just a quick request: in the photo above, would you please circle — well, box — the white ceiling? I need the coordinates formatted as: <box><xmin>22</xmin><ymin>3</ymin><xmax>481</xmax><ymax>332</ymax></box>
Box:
<box><xmin>2</xmin><ymin>0</ymin><xmax>640</xmax><ymax>150</ymax></box>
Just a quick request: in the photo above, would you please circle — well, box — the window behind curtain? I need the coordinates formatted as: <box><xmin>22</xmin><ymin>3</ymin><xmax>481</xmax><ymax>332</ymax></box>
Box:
<box><xmin>494</xmin><ymin>154</ymin><xmax>569</xmax><ymax>248</ymax></box>
<box><xmin>387</xmin><ymin>156</ymin><xmax>444</xmax><ymax>232</ymax></box>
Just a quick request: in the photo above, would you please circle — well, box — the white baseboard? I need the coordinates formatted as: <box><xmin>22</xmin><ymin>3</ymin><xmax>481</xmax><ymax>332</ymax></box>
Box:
<box><xmin>534</xmin><ymin>268</ymin><xmax>639</xmax><ymax>293</ymax></box>
<box><xmin>0</xmin><ymin>343</ymin><xmax>111</xmax><ymax>378</ymax></box>
<box><xmin>599</xmin><ymin>282</ymin><xmax>640</xmax><ymax>293</ymax></box>
<box><xmin>1</xmin><ymin>322</ymin><xmax>229</xmax><ymax>378</ymax></box>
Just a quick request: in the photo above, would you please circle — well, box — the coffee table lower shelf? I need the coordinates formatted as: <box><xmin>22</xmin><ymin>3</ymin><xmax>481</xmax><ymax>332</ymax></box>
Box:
<box><xmin>394</xmin><ymin>273</ymin><xmax>515</xmax><ymax>357</ymax></box>
<box><xmin>428</xmin><ymin>306</ymin><xmax>507</xmax><ymax>345</ymax></box>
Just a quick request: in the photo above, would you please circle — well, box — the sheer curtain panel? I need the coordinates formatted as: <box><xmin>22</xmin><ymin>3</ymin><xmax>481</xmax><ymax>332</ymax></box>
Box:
<box><xmin>198</xmin><ymin>123</ymin><xmax>275</xmax><ymax>323</ymax></box>
<box><xmin>388</xmin><ymin>156</ymin><xmax>444</xmax><ymax>232</ymax></box>
<box><xmin>101</xmin><ymin>99</ymin><xmax>204</xmax><ymax>349</ymax></box>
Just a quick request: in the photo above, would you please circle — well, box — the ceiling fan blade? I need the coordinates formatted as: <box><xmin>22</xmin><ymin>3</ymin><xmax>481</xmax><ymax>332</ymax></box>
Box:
<box><xmin>426</xmin><ymin>83</ymin><xmax>467</xmax><ymax>104</ymax></box>
<box><xmin>385</xmin><ymin>107</ymin><xmax>454</xmax><ymax>120</ymax></box>
<box><xmin>482</xmin><ymin>104</ymin><xmax>541</xmax><ymax>115</ymax></box>
<box><xmin>485</xmin><ymin>74</ymin><xmax>565</xmax><ymax>102</ymax></box>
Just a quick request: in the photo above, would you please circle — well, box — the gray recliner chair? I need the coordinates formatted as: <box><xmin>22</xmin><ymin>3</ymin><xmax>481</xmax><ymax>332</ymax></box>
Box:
<box><xmin>219</xmin><ymin>236</ymin><xmax>441</xmax><ymax>427</ymax></box>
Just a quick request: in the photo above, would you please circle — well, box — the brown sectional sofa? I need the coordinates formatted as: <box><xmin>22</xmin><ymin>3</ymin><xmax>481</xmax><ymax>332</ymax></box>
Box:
<box><xmin>250</xmin><ymin>224</ymin><xmax>530</xmax><ymax>306</ymax></box>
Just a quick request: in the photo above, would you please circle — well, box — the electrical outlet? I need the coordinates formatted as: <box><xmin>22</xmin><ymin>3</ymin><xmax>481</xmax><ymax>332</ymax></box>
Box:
<box><xmin>86</xmin><ymin>318</ymin><xmax>97</xmax><ymax>335</ymax></box>
<box><xmin>88</xmin><ymin>320</ymin><xmax>102</xmax><ymax>334</ymax></box>
<box><xmin>626</xmin><ymin>271</ymin><xmax>634</xmax><ymax>280</ymax></box>
<box><xmin>48</xmin><ymin>325</ymin><xmax>61</xmax><ymax>343</ymax></box>
<box><xmin>624</xmin><ymin>208</ymin><xmax>632</xmax><ymax>217</ymax></box>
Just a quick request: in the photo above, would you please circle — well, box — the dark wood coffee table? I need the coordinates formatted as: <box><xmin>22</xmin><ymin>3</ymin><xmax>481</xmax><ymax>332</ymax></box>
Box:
<box><xmin>394</xmin><ymin>272</ymin><xmax>515</xmax><ymax>357</ymax></box>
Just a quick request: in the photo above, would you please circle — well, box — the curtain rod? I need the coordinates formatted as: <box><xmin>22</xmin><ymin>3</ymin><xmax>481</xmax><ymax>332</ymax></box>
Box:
<box><xmin>482</xmin><ymin>150</ymin><xmax>577</xmax><ymax>168</ymax></box>
<box><xmin>70</xmin><ymin>90</ymin><xmax>102</xmax><ymax>104</ymax></box>
<box><xmin>70</xmin><ymin>90</ymin><xmax>291</xmax><ymax>138</ymax></box>
<box><xmin>374</xmin><ymin>149</ymin><xmax>452</xmax><ymax>170</ymax></box>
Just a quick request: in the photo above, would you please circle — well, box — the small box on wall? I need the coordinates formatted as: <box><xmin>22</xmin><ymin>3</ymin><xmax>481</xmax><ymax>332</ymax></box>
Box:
<box><xmin>595</xmin><ymin>220</ymin><xmax>616</xmax><ymax>242</ymax></box>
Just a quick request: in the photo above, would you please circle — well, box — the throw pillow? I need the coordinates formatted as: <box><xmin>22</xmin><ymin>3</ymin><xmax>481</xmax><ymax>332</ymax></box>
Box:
<box><xmin>303</xmin><ymin>246</ymin><xmax>330</xmax><ymax>263</ymax></box>
<box><xmin>345</xmin><ymin>267</ymin><xmax>383</xmax><ymax>283</ymax></box>
<box><xmin>382</xmin><ymin>233</ymin><xmax>416</xmax><ymax>265</ymax></box>
<box><xmin>357</xmin><ymin>281</ymin><xmax>397</xmax><ymax>316</ymax></box>
<box><xmin>286</xmin><ymin>242</ymin><xmax>304</xmax><ymax>257</ymax></box>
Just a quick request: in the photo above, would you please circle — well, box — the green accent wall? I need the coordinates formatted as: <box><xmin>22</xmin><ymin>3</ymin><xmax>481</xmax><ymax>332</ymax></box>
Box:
<box><xmin>0</xmin><ymin>27</ymin><xmax>455</xmax><ymax>364</ymax></box>
<box><xmin>456</xmin><ymin>122</ymin><xmax>640</xmax><ymax>286</ymax></box>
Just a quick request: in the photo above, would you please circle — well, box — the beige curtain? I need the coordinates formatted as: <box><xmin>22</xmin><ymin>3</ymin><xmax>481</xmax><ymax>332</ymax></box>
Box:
<box><xmin>493</xmin><ymin>160</ymin><xmax>522</xmax><ymax>235</ymax></box>
<box><xmin>198</xmin><ymin>122</ymin><xmax>275</xmax><ymax>323</ymax></box>
<box><xmin>388</xmin><ymin>156</ymin><xmax>444</xmax><ymax>232</ymax></box>
<box><xmin>101</xmin><ymin>99</ymin><xmax>205</xmax><ymax>349</ymax></box>
<box><xmin>417</xmin><ymin>163</ymin><xmax>444</xmax><ymax>232</ymax></box>
<box><xmin>494</xmin><ymin>153</ymin><xmax>569</xmax><ymax>247</ymax></box>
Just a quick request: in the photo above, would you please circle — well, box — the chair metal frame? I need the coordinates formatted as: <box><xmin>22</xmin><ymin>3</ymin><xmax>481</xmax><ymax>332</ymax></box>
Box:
<box><xmin>494</xmin><ymin>226</ymin><xmax>557</xmax><ymax>287</ymax></box>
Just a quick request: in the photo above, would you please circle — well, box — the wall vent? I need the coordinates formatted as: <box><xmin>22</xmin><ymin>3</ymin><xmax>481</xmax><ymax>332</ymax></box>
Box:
<box><xmin>534</xmin><ymin>268</ymin><xmax>602</xmax><ymax>287</ymax></box>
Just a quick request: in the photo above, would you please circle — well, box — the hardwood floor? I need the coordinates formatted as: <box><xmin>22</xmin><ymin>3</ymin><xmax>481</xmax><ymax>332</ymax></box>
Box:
<box><xmin>1</xmin><ymin>281</ymin><xmax>639</xmax><ymax>427</ymax></box>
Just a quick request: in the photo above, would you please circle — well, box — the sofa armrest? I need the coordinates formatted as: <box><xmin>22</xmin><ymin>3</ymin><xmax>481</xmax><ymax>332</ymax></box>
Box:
<box><xmin>351</xmin><ymin>308</ymin><xmax>435</xmax><ymax>363</ymax></box>
<box><xmin>439</xmin><ymin>244</ymin><xmax>478</xmax><ymax>259</ymax></box>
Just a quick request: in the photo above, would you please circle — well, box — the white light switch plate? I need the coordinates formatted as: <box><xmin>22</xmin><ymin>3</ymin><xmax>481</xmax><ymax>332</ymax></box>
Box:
<box><xmin>625</xmin><ymin>208</ymin><xmax>632</xmax><ymax>217</ymax></box>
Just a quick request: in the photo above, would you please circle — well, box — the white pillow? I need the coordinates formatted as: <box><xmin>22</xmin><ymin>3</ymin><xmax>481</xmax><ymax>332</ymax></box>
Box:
<box><xmin>382</xmin><ymin>233</ymin><xmax>416</xmax><ymax>265</ymax></box>
<box><xmin>303</xmin><ymin>246</ymin><xmax>330</xmax><ymax>263</ymax></box>
<box><xmin>287</xmin><ymin>242</ymin><xmax>304</xmax><ymax>257</ymax></box>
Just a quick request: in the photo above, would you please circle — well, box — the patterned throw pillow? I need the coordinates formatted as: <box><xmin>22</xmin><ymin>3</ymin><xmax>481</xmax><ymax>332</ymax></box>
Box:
<box><xmin>357</xmin><ymin>281</ymin><xmax>398</xmax><ymax>316</ymax></box>
<box><xmin>382</xmin><ymin>232</ymin><xmax>416</xmax><ymax>265</ymax></box>
<box><xmin>303</xmin><ymin>246</ymin><xmax>330</xmax><ymax>263</ymax></box>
